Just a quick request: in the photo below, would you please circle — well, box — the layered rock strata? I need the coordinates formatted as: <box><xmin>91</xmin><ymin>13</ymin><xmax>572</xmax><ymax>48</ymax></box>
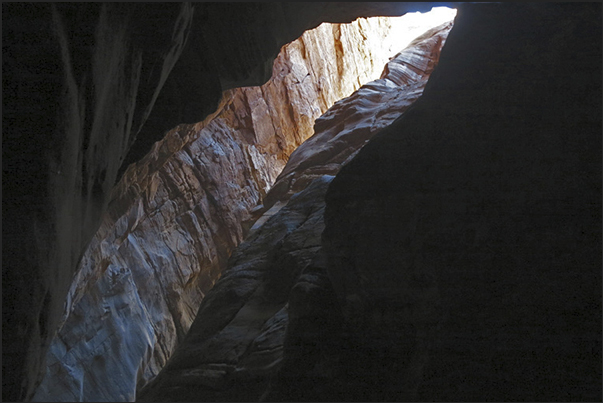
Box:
<box><xmin>137</xmin><ymin>23</ymin><xmax>452</xmax><ymax>402</ymax></box>
<box><xmin>5</xmin><ymin>3</ymin><xmax>600</xmax><ymax>402</ymax></box>
<box><xmin>32</xmin><ymin>16</ymin><xmax>454</xmax><ymax>402</ymax></box>
<box><xmin>137</xmin><ymin>175</ymin><xmax>335</xmax><ymax>402</ymax></box>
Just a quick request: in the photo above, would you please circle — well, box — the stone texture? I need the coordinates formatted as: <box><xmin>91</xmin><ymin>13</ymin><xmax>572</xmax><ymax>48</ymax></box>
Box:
<box><xmin>3</xmin><ymin>5</ymin><xmax>195</xmax><ymax>401</ymax></box>
<box><xmin>136</xmin><ymin>23</ymin><xmax>451</xmax><ymax>402</ymax></box>
<box><xmin>6</xmin><ymin>3</ymin><xmax>601</xmax><ymax>402</ymax></box>
<box><xmin>137</xmin><ymin>176</ymin><xmax>334</xmax><ymax>402</ymax></box>
<box><xmin>3</xmin><ymin>4</ymin><xmax>449</xmax><ymax>400</ymax></box>
<box><xmin>262</xmin><ymin>21</ymin><xmax>453</xmax><ymax>212</ymax></box>
<box><xmin>31</xmin><ymin>15</ymin><xmax>454</xmax><ymax>402</ymax></box>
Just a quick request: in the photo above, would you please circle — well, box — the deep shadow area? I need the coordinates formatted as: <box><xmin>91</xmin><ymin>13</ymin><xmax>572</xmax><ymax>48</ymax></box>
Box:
<box><xmin>322</xmin><ymin>3</ymin><xmax>601</xmax><ymax>401</ymax></box>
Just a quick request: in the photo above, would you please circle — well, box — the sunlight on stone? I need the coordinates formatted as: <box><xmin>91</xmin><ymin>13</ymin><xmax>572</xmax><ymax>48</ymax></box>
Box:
<box><xmin>303</xmin><ymin>7</ymin><xmax>457</xmax><ymax>101</ymax></box>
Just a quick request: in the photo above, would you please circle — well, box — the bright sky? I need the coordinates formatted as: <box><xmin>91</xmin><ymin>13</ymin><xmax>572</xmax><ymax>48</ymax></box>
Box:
<box><xmin>384</xmin><ymin>7</ymin><xmax>457</xmax><ymax>57</ymax></box>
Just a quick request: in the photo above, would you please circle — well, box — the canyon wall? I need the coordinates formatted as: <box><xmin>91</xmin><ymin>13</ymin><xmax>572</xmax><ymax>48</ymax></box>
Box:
<box><xmin>141</xmin><ymin>3</ymin><xmax>601</xmax><ymax>401</ymax></box>
<box><xmin>3</xmin><ymin>5</ymin><xmax>195</xmax><ymax>401</ymax></box>
<box><xmin>4</xmin><ymin>4</ymin><xmax>447</xmax><ymax>400</ymax></box>
<box><xmin>262</xmin><ymin>22</ymin><xmax>451</xmax><ymax>213</ymax></box>
<box><xmin>5</xmin><ymin>3</ymin><xmax>600</xmax><ymax>402</ymax></box>
<box><xmin>31</xmin><ymin>16</ymin><xmax>454</xmax><ymax>402</ymax></box>
<box><xmin>136</xmin><ymin>22</ymin><xmax>452</xmax><ymax>402</ymax></box>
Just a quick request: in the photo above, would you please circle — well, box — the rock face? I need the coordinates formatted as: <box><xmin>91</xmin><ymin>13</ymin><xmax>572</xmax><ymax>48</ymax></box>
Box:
<box><xmin>136</xmin><ymin>23</ymin><xmax>452</xmax><ymax>402</ymax></box>
<box><xmin>31</xmin><ymin>16</ymin><xmax>454</xmax><ymax>402</ymax></box>
<box><xmin>3</xmin><ymin>4</ymin><xmax>446</xmax><ymax>400</ymax></box>
<box><xmin>138</xmin><ymin>175</ymin><xmax>334</xmax><ymax>402</ymax></box>
<box><xmin>262</xmin><ymin>22</ymin><xmax>452</xmax><ymax>212</ymax></box>
<box><xmin>3</xmin><ymin>5</ymin><xmax>196</xmax><ymax>401</ymax></box>
<box><xmin>4</xmin><ymin>3</ymin><xmax>601</xmax><ymax>402</ymax></box>
<box><xmin>144</xmin><ymin>4</ymin><xmax>602</xmax><ymax>401</ymax></box>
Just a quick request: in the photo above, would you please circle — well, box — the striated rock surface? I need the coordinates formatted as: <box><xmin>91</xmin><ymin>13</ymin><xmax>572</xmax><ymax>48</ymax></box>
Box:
<box><xmin>3</xmin><ymin>4</ymin><xmax>453</xmax><ymax>400</ymax></box>
<box><xmin>137</xmin><ymin>4</ymin><xmax>603</xmax><ymax>401</ymax></box>
<box><xmin>137</xmin><ymin>176</ymin><xmax>334</xmax><ymax>402</ymax></box>
<box><xmin>5</xmin><ymin>3</ymin><xmax>600</xmax><ymax>402</ymax></box>
<box><xmin>31</xmin><ymin>15</ymin><xmax>455</xmax><ymax>402</ymax></box>
<box><xmin>136</xmin><ymin>22</ymin><xmax>452</xmax><ymax>402</ymax></box>
<box><xmin>3</xmin><ymin>4</ymin><xmax>197</xmax><ymax>401</ymax></box>
<box><xmin>262</xmin><ymin>21</ymin><xmax>453</xmax><ymax>213</ymax></box>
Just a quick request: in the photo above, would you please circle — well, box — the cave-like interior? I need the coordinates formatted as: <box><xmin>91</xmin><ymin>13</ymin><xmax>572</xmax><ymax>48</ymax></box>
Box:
<box><xmin>3</xmin><ymin>3</ymin><xmax>601</xmax><ymax>402</ymax></box>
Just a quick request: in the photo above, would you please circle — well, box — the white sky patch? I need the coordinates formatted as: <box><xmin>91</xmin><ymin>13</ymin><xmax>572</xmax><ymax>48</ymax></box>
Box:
<box><xmin>382</xmin><ymin>7</ymin><xmax>457</xmax><ymax>57</ymax></box>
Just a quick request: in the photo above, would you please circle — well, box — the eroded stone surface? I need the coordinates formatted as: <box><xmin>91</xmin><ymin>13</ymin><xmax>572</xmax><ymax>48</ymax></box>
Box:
<box><xmin>137</xmin><ymin>176</ymin><xmax>333</xmax><ymax>402</ymax></box>
<box><xmin>136</xmin><ymin>23</ymin><xmax>452</xmax><ymax>402</ymax></box>
<box><xmin>32</xmin><ymin>16</ymin><xmax>453</xmax><ymax>402</ymax></box>
<box><xmin>262</xmin><ymin>21</ymin><xmax>453</xmax><ymax>212</ymax></box>
<box><xmin>3</xmin><ymin>5</ymin><xmax>451</xmax><ymax>401</ymax></box>
<box><xmin>6</xmin><ymin>3</ymin><xmax>600</xmax><ymax>403</ymax></box>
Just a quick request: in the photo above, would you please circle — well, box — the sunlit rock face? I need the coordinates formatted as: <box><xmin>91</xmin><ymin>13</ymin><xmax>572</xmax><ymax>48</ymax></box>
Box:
<box><xmin>262</xmin><ymin>21</ymin><xmax>452</xmax><ymax>214</ymax></box>
<box><xmin>136</xmin><ymin>23</ymin><xmax>452</xmax><ymax>402</ymax></box>
<box><xmin>138</xmin><ymin>175</ymin><xmax>335</xmax><ymax>402</ymax></box>
<box><xmin>31</xmin><ymin>15</ymin><xmax>454</xmax><ymax>402</ymax></box>
<box><xmin>8</xmin><ymin>3</ymin><xmax>600</xmax><ymax>403</ymax></box>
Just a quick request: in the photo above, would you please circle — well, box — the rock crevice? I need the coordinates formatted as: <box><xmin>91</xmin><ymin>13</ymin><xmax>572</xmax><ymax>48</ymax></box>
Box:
<box><xmin>31</xmin><ymin>15</ymin><xmax>454</xmax><ymax>402</ymax></box>
<box><xmin>136</xmin><ymin>21</ymin><xmax>453</xmax><ymax>402</ymax></box>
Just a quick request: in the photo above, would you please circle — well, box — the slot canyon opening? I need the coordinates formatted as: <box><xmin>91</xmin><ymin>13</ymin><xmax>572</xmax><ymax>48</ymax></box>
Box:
<box><xmin>31</xmin><ymin>6</ymin><xmax>457</xmax><ymax>403</ymax></box>
<box><xmin>257</xmin><ymin>5</ymin><xmax>458</xmax><ymax>192</ymax></box>
<box><xmin>5</xmin><ymin>4</ymin><xmax>600</xmax><ymax>403</ymax></box>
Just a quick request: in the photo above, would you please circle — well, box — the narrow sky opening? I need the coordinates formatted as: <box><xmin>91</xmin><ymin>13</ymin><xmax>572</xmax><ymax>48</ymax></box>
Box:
<box><xmin>384</xmin><ymin>7</ymin><xmax>457</xmax><ymax>55</ymax></box>
<box><xmin>299</xmin><ymin>6</ymin><xmax>457</xmax><ymax>101</ymax></box>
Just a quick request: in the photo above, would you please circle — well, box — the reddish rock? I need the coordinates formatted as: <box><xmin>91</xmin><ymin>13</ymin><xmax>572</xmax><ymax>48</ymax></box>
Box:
<box><xmin>2</xmin><ymin>4</ymin><xmax>454</xmax><ymax>401</ymax></box>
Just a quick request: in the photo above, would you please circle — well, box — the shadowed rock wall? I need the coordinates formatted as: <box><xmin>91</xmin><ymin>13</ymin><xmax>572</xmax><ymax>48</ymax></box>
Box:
<box><xmin>5</xmin><ymin>2</ymin><xmax>601</xmax><ymax>402</ymax></box>
<box><xmin>3</xmin><ymin>4</ymin><xmax>195</xmax><ymax>400</ymax></box>
<box><xmin>140</xmin><ymin>3</ymin><xmax>602</xmax><ymax>402</ymax></box>
<box><xmin>321</xmin><ymin>3</ymin><xmax>601</xmax><ymax>401</ymax></box>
